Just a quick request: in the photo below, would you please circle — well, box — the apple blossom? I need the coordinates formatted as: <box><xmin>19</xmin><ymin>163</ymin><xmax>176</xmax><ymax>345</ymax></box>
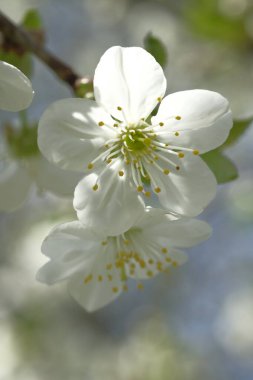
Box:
<box><xmin>37</xmin><ymin>208</ymin><xmax>211</xmax><ymax>312</ymax></box>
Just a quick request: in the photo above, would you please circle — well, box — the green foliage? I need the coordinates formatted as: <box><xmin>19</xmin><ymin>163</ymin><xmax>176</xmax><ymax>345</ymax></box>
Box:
<box><xmin>21</xmin><ymin>9</ymin><xmax>43</xmax><ymax>31</ymax></box>
<box><xmin>223</xmin><ymin>117</ymin><xmax>253</xmax><ymax>147</ymax></box>
<box><xmin>185</xmin><ymin>0</ymin><xmax>249</xmax><ymax>46</ymax></box>
<box><xmin>144</xmin><ymin>33</ymin><xmax>168</xmax><ymax>68</ymax></box>
<box><xmin>202</xmin><ymin>149</ymin><xmax>238</xmax><ymax>184</ymax></box>
<box><xmin>0</xmin><ymin>50</ymin><xmax>32</xmax><ymax>77</ymax></box>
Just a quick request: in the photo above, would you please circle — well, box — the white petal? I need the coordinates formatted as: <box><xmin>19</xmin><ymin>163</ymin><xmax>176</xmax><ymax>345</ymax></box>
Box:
<box><xmin>0</xmin><ymin>61</ymin><xmax>34</xmax><ymax>111</ymax></box>
<box><xmin>0</xmin><ymin>159</ymin><xmax>32</xmax><ymax>211</ymax></box>
<box><xmin>38</xmin><ymin>98</ymin><xmax>115</xmax><ymax>171</ymax></box>
<box><xmin>74</xmin><ymin>161</ymin><xmax>145</xmax><ymax>236</ymax></box>
<box><xmin>152</xmin><ymin>90</ymin><xmax>233</xmax><ymax>153</ymax></box>
<box><xmin>94</xmin><ymin>46</ymin><xmax>166</xmax><ymax>123</ymax></box>
<box><xmin>31</xmin><ymin>156</ymin><xmax>82</xmax><ymax>197</ymax></box>
<box><xmin>146</xmin><ymin>154</ymin><xmax>217</xmax><ymax>216</ymax></box>
<box><xmin>139</xmin><ymin>214</ymin><xmax>212</xmax><ymax>248</ymax></box>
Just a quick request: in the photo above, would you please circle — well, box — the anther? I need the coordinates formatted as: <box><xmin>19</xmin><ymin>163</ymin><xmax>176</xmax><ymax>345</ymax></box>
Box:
<box><xmin>172</xmin><ymin>261</ymin><xmax>178</xmax><ymax>267</ymax></box>
<box><xmin>147</xmin><ymin>270</ymin><xmax>153</xmax><ymax>277</ymax></box>
<box><xmin>137</xmin><ymin>283</ymin><xmax>144</xmax><ymax>290</ymax></box>
<box><xmin>148</xmin><ymin>259</ymin><xmax>154</xmax><ymax>265</ymax></box>
<box><xmin>137</xmin><ymin>185</ymin><xmax>144</xmax><ymax>192</ymax></box>
<box><xmin>176</xmin><ymin>166</ymin><xmax>180</xmax><ymax>171</ymax></box>
<box><xmin>174</xmin><ymin>132</ymin><xmax>180</xmax><ymax>136</ymax></box>
<box><xmin>117</xmin><ymin>106</ymin><xmax>122</xmax><ymax>111</ymax></box>
<box><xmin>108</xmin><ymin>274</ymin><xmax>113</xmax><ymax>281</ymax></box>
<box><xmin>87</xmin><ymin>163</ymin><xmax>93</xmax><ymax>169</ymax></box>
<box><xmin>98</xmin><ymin>121</ymin><xmax>104</xmax><ymax>126</ymax></box>
<box><xmin>166</xmin><ymin>257</ymin><xmax>172</xmax><ymax>263</ymax></box>
<box><xmin>161</xmin><ymin>247</ymin><xmax>168</xmax><ymax>254</ymax></box>
<box><xmin>178</xmin><ymin>152</ymin><xmax>185</xmax><ymax>158</ymax></box>
<box><xmin>112</xmin><ymin>287</ymin><xmax>119</xmax><ymax>293</ymax></box>
<box><xmin>155</xmin><ymin>187</ymin><xmax>161</xmax><ymax>193</ymax></box>
<box><xmin>144</xmin><ymin>191</ymin><xmax>151</xmax><ymax>197</ymax></box>
<box><xmin>98</xmin><ymin>275</ymin><xmax>103</xmax><ymax>282</ymax></box>
<box><xmin>163</xmin><ymin>169</ymin><xmax>170</xmax><ymax>175</ymax></box>
<box><xmin>175</xmin><ymin>116</ymin><xmax>181</xmax><ymax>120</ymax></box>
<box><xmin>157</xmin><ymin>97</ymin><xmax>162</xmax><ymax>102</ymax></box>
<box><xmin>118</xmin><ymin>170</ymin><xmax>124</xmax><ymax>177</ymax></box>
<box><xmin>101</xmin><ymin>241</ymin><xmax>107</xmax><ymax>246</ymax></box>
<box><xmin>159</xmin><ymin>122</ymin><xmax>164</xmax><ymax>127</ymax></box>
<box><xmin>92</xmin><ymin>184</ymin><xmax>98</xmax><ymax>191</ymax></box>
<box><xmin>193</xmin><ymin>149</ymin><xmax>199</xmax><ymax>155</ymax></box>
<box><xmin>113</xmin><ymin>123</ymin><xmax>119</xmax><ymax>127</ymax></box>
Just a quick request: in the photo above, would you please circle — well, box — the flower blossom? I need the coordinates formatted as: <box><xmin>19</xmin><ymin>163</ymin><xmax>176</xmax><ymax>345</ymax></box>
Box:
<box><xmin>38</xmin><ymin>46</ymin><xmax>233</xmax><ymax>234</ymax></box>
<box><xmin>0</xmin><ymin>60</ymin><xmax>34</xmax><ymax>111</ymax></box>
<box><xmin>37</xmin><ymin>208</ymin><xmax>211</xmax><ymax>312</ymax></box>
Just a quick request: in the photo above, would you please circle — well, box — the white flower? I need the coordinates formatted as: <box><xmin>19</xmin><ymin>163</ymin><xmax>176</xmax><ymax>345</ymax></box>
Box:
<box><xmin>0</xmin><ymin>129</ymin><xmax>81</xmax><ymax>211</ymax></box>
<box><xmin>0</xmin><ymin>60</ymin><xmax>34</xmax><ymax>111</ymax></box>
<box><xmin>38</xmin><ymin>46</ymin><xmax>232</xmax><ymax>233</ymax></box>
<box><xmin>37</xmin><ymin>208</ymin><xmax>211</xmax><ymax>312</ymax></box>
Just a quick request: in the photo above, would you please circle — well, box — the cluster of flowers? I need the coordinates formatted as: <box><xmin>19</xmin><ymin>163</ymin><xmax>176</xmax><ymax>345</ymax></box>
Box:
<box><xmin>0</xmin><ymin>47</ymin><xmax>233</xmax><ymax>311</ymax></box>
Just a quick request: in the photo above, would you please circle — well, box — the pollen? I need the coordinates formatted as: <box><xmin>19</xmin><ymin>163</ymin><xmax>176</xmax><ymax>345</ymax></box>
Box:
<box><xmin>163</xmin><ymin>169</ymin><xmax>170</xmax><ymax>175</ymax></box>
<box><xmin>113</xmin><ymin>123</ymin><xmax>119</xmax><ymax>127</ymax></box>
<box><xmin>98</xmin><ymin>275</ymin><xmax>103</xmax><ymax>282</ymax></box>
<box><xmin>117</xmin><ymin>106</ymin><xmax>122</xmax><ymax>111</ymax></box>
<box><xmin>193</xmin><ymin>149</ymin><xmax>199</xmax><ymax>155</ymax></box>
<box><xmin>175</xmin><ymin>116</ymin><xmax>181</xmax><ymax>120</ymax></box>
<box><xmin>92</xmin><ymin>184</ymin><xmax>98</xmax><ymax>191</ymax></box>
<box><xmin>98</xmin><ymin>121</ymin><xmax>104</xmax><ymax>126</ymax></box>
<box><xmin>172</xmin><ymin>261</ymin><xmax>178</xmax><ymax>267</ymax></box>
<box><xmin>147</xmin><ymin>270</ymin><xmax>154</xmax><ymax>277</ymax></box>
<box><xmin>178</xmin><ymin>152</ymin><xmax>185</xmax><ymax>158</ymax></box>
<box><xmin>161</xmin><ymin>247</ymin><xmax>168</xmax><ymax>254</ymax></box>
<box><xmin>174</xmin><ymin>132</ymin><xmax>180</xmax><ymax>136</ymax></box>
<box><xmin>137</xmin><ymin>185</ymin><xmax>143</xmax><ymax>192</ymax></box>
<box><xmin>159</xmin><ymin>122</ymin><xmax>164</xmax><ymax>127</ymax></box>
<box><xmin>157</xmin><ymin>97</ymin><xmax>162</xmax><ymax>102</ymax></box>
<box><xmin>112</xmin><ymin>287</ymin><xmax>119</xmax><ymax>293</ymax></box>
<box><xmin>144</xmin><ymin>191</ymin><xmax>151</xmax><ymax>197</ymax></box>
<box><xmin>166</xmin><ymin>257</ymin><xmax>172</xmax><ymax>263</ymax></box>
<box><xmin>155</xmin><ymin>187</ymin><xmax>161</xmax><ymax>193</ymax></box>
<box><xmin>118</xmin><ymin>170</ymin><xmax>124</xmax><ymax>177</ymax></box>
<box><xmin>83</xmin><ymin>274</ymin><xmax>93</xmax><ymax>284</ymax></box>
<box><xmin>87</xmin><ymin>163</ymin><xmax>93</xmax><ymax>169</ymax></box>
<box><xmin>139</xmin><ymin>260</ymin><xmax>146</xmax><ymax>268</ymax></box>
<box><xmin>137</xmin><ymin>283</ymin><xmax>144</xmax><ymax>290</ymax></box>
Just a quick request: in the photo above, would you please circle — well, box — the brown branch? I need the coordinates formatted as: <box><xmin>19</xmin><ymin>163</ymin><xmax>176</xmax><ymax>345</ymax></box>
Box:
<box><xmin>0</xmin><ymin>11</ymin><xmax>92</xmax><ymax>94</ymax></box>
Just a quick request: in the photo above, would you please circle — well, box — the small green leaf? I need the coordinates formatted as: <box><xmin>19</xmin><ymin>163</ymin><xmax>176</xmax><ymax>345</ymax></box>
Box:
<box><xmin>144</xmin><ymin>33</ymin><xmax>168</xmax><ymax>68</ymax></box>
<box><xmin>21</xmin><ymin>9</ymin><xmax>43</xmax><ymax>31</ymax></box>
<box><xmin>201</xmin><ymin>149</ymin><xmax>238</xmax><ymax>184</ymax></box>
<box><xmin>0</xmin><ymin>51</ymin><xmax>33</xmax><ymax>77</ymax></box>
<box><xmin>222</xmin><ymin>117</ymin><xmax>253</xmax><ymax>148</ymax></box>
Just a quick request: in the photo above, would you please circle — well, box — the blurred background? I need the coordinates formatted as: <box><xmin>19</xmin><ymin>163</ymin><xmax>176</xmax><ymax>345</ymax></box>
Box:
<box><xmin>1</xmin><ymin>0</ymin><xmax>253</xmax><ymax>379</ymax></box>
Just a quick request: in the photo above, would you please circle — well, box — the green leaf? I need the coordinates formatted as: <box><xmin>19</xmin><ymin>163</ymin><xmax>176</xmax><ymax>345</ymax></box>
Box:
<box><xmin>222</xmin><ymin>117</ymin><xmax>253</xmax><ymax>148</ymax></box>
<box><xmin>201</xmin><ymin>149</ymin><xmax>238</xmax><ymax>184</ymax></box>
<box><xmin>144</xmin><ymin>33</ymin><xmax>168</xmax><ymax>68</ymax></box>
<box><xmin>21</xmin><ymin>9</ymin><xmax>43</xmax><ymax>31</ymax></box>
<box><xmin>0</xmin><ymin>51</ymin><xmax>33</xmax><ymax>77</ymax></box>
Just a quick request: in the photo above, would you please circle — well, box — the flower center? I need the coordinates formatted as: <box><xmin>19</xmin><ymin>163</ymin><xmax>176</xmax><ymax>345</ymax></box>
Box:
<box><xmin>120</xmin><ymin>125</ymin><xmax>153</xmax><ymax>153</ymax></box>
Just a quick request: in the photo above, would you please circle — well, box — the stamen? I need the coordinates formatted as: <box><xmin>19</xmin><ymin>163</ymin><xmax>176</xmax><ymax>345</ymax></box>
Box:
<box><xmin>98</xmin><ymin>121</ymin><xmax>104</xmax><ymax>126</ymax></box>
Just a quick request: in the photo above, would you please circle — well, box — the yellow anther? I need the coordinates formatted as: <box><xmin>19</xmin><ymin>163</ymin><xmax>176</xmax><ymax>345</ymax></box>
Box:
<box><xmin>137</xmin><ymin>283</ymin><xmax>144</xmax><ymax>290</ymax></box>
<box><xmin>107</xmin><ymin>159</ymin><xmax>112</xmax><ymax>164</ymax></box>
<box><xmin>98</xmin><ymin>121</ymin><xmax>104</xmax><ymax>126</ymax></box>
<box><xmin>175</xmin><ymin>116</ymin><xmax>181</xmax><ymax>120</ymax></box>
<box><xmin>118</xmin><ymin>170</ymin><xmax>124</xmax><ymax>177</ymax></box>
<box><xmin>113</xmin><ymin>123</ymin><xmax>119</xmax><ymax>127</ymax></box>
<box><xmin>154</xmin><ymin>155</ymin><xmax>159</xmax><ymax>160</ymax></box>
<box><xmin>148</xmin><ymin>259</ymin><xmax>154</xmax><ymax>265</ymax></box>
<box><xmin>178</xmin><ymin>152</ymin><xmax>184</xmax><ymax>158</ymax></box>
<box><xmin>157</xmin><ymin>97</ymin><xmax>162</xmax><ymax>102</ymax></box>
<box><xmin>101</xmin><ymin>241</ymin><xmax>107</xmax><ymax>246</ymax></box>
<box><xmin>106</xmin><ymin>264</ymin><xmax>112</xmax><ymax>270</ymax></box>
<box><xmin>139</xmin><ymin>260</ymin><xmax>146</xmax><ymax>268</ymax></box>
<box><xmin>145</xmin><ymin>191</ymin><xmax>151</xmax><ymax>197</ymax></box>
<box><xmin>87</xmin><ymin>163</ymin><xmax>93</xmax><ymax>169</ymax></box>
<box><xmin>165</xmin><ymin>143</ymin><xmax>169</xmax><ymax>147</ymax></box>
<box><xmin>157</xmin><ymin>262</ymin><xmax>163</xmax><ymax>271</ymax></box>
<box><xmin>108</xmin><ymin>274</ymin><xmax>113</xmax><ymax>281</ymax></box>
<box><xmin>172</xmin><ymin>261</ymin><xmax>178</xmax><ymax>267</ymax></box>
<box><xmin>174</xmin><ymin>132</ymin><xmax>180</xmax><ymax>136</ymax></box>
<box><xmin>155</xmin><ymin>187</ymin><xmax>161</xmax><ymax>193</ymax></box>
<box><xmin>147</xmin><ymin>270</ymin><xmax>154</xmax><ymax>277</ymax></box>
<box><xmin>124</xmin><ymin>239</ymin><xmax>130</xmax><ymax>245</ymax></box>
<box><xmin>123</xmin><ymin>284</ymin><xmax>128</xmax><ymax>292</ymax></box>
<box><xmin>83</xmin><ymin>274</ymin><xmax>93</xmax><ymax>284</ymax></box>
<box><xmin>92</xmin><ymin>184</ymin><xmax>98</xmax><ymax>191</ymax></box>
<box><xmin>112</xmin><ymin>287</ymin><xmax>119</xmax><ymax>293</ymax></box>
<box><xmin>159</xmin><ymin>122</ymin><xmax>164</xmax><ymax>127</ymax></box>
<box><xmin>166</xmin><ymin>257</ymin><xmax>172</xmax><ymax>263</ymax></box>
<box><xmin>161</xmin><ymin>247</ymin><xmax>168</xmax><ymax>254</ymax></box>
<box><xmin>193</xmin><ymin>149</ymin><xmax>199</xmax><ymax>155</ymax></box>
<box><xmin>176</xmin><ymin>166</ymin><xmax>180</xmax><ymax>171</ymax></box>
<box><xmin>137</xmin><ymin>185</ymin><xmax>144</xmax><ymax>192</ymax></box>
<box><xmin>163</xmin><ymin>169</ymin><xmax>170</xmax><ymax>175</ymax></box>
<box><xmin>117</xmin><ymin>106</ymin><xmax>122</xmax><ymax>110</ymax></box>
<box><xmin>104</xmin><ymin>144</ymin><xmax>109</xmax><ymax>148</ymax></box>
<box><xmin>115</xmin><ymin>260</ymin><xmax>124</xmax><ymax>268</ymax></box>
<box><xmin>98</xmin><ymin>275</ymin><xmax>103</xmax><ymax>282</ymax></box>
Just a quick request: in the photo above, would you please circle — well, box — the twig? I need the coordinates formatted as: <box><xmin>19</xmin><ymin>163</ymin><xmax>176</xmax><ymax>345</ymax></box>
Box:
<box><xmin>0</xmin><ymin>11</ymin><xmax>92</xmax><ymax>94</ymax></box>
